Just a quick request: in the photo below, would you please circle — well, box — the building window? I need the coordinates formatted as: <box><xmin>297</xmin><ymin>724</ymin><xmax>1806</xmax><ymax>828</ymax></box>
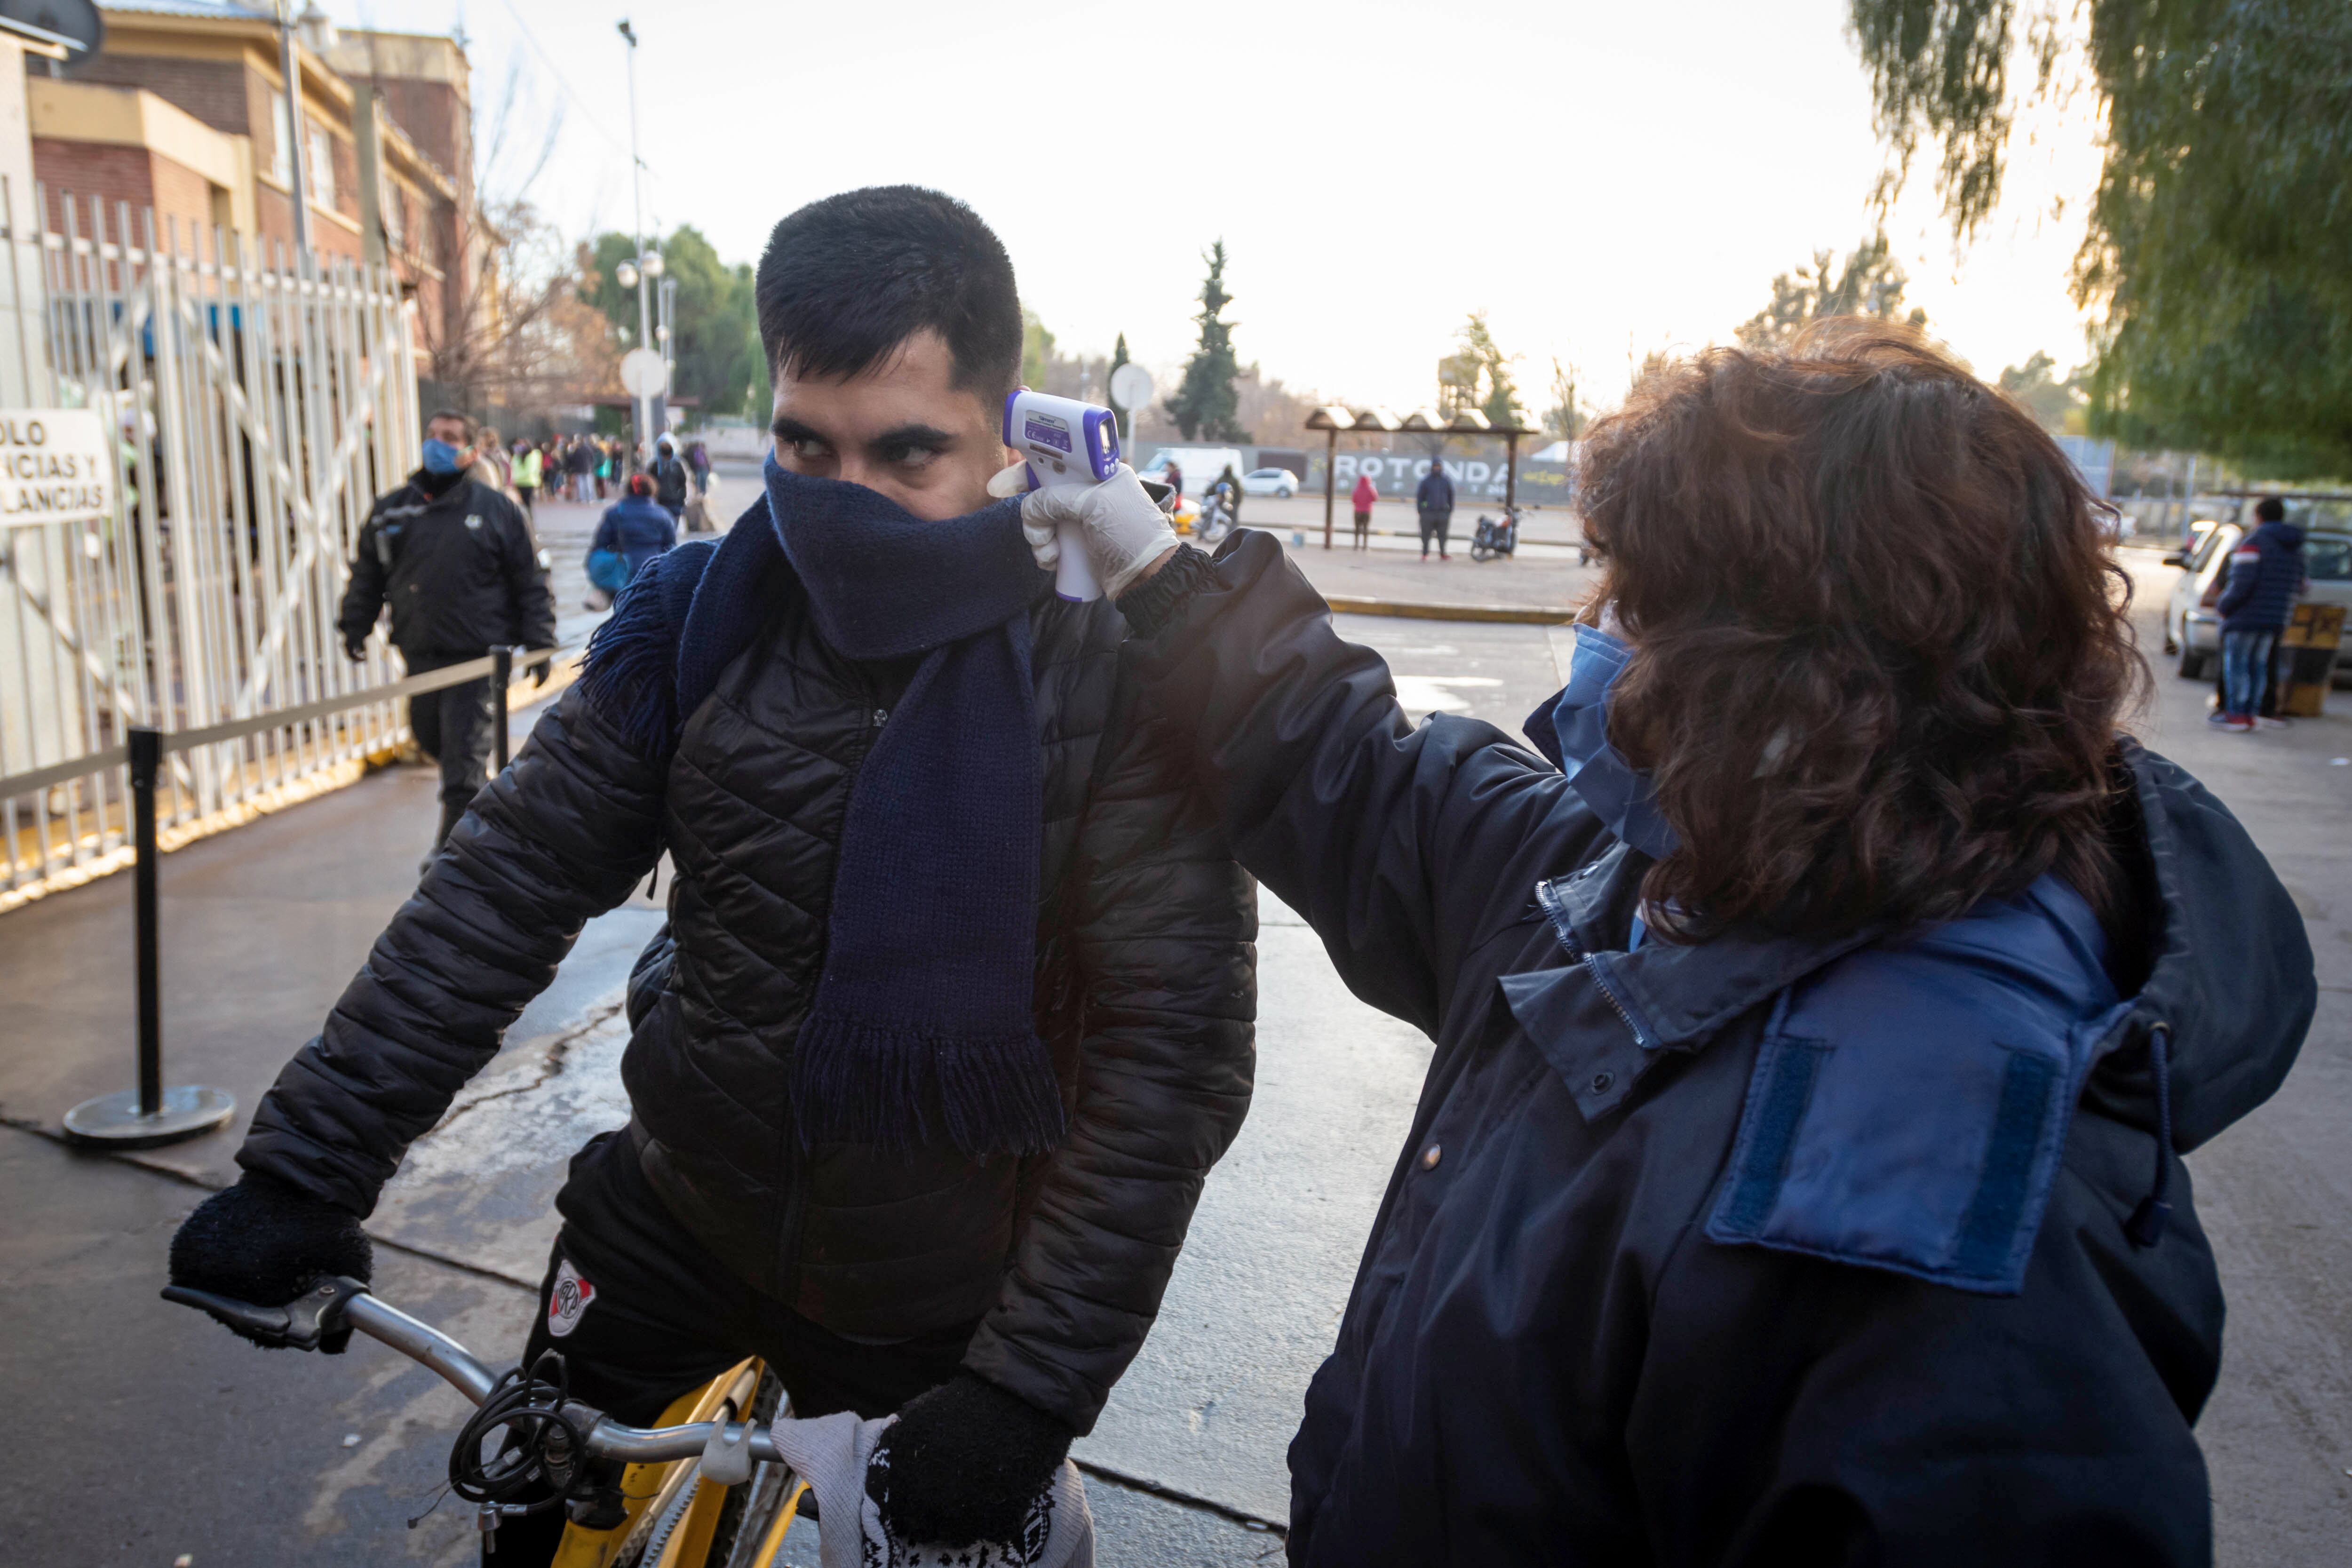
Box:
<box><xmin>383</xmin><ymin>183</ymin><xmax>404</xmax><ymax>251</ymax></box>
<box><xmin>270</xmin><ymin>95</ymin><xmax>293</xmax><ymax>187</ymax></box>
<box><xmin>306</xmin><ymin>121</ymin><xmax>336</xmax><ymax>208</ymax></box>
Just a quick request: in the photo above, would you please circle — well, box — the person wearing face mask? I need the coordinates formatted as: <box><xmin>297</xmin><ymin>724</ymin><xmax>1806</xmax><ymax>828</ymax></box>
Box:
<box><xmin>336</xmin><ymin>409</ymin><xmax>556</xmax><ymax>852</ymax></box>
<box><xmin>1021</xmin><ymin>321</ymin><xmax>2313</xmax><ymax>1566</ymax></box>
<box><xmin>171</xmin><ymin>190</ymin><xmax>1253</xmax><ymax>1564</ymax></box>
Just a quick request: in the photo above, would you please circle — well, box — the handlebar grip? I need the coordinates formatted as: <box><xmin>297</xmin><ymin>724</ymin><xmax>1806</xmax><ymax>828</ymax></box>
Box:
<box><xmin>162</xmin><ymin>1283</ymin><xmax>293</xmax><ymax>1339</ymax></box>
<box><xmin>162</xmin><ymin>1274</ymin><xmax>368</xmax><ymax>1351</ymax></box>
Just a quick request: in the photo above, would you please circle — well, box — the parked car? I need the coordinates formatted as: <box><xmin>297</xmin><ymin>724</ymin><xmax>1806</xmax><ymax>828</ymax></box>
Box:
<box><xmin>1240</xmin><ymin>467</ymin><xmax>1299</xmax><ymax>497</ymax></box>
<box><xmin>2163</xmin><ymin>517</ymin><xmax>2352</xmax><ymax>679</ymax></box>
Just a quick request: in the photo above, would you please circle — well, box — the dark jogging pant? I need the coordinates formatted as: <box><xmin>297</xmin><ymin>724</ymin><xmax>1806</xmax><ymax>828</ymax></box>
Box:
<box><xmin>402</xmin><ymin>650</ymin><xmax>495</xmax><ymax>846</ymax></box>
<box><xmin>1419</xmin><ymin>508</ymin><xmax>1452</xmax><ymax>556</ymax></box>
<box><xmin>488</xmin><ymin>1129</ymin><xmax>979</xmax><ymax>1563</ymax></box>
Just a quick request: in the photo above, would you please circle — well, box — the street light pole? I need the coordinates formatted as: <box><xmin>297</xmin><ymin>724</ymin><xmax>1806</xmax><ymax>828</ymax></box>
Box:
<box><xmin>618</xmin><ymin>19</ymin><xmax>654</xmax><ymax>466</ymax></box>
<box><xmin>277</xmin><ymin>1</ymin><xmax>310</xmax><ymax>258</ymax></box>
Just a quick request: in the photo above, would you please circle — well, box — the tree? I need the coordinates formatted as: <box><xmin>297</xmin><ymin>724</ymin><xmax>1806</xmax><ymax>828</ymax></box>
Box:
<box><xmin>1165</xmin><ymin>242</ymin><xmax>1247</xmax><ymax>442</ymax></box>
<box><xmin>1443</xmin><ymin>312</ymin><xmax>1525</xmax><ymax>427</ymax></box>
<box><xmin>1996</xmin><ymin>351</ymin><xmax>2086</xmax><ymax>432</ymax></box>
<box><xmin>1735</xmin><ymin>234</ymin><xmax>1927</xmax><ymax>351</ymax></box>
<box><xmin>583</xmin><ymin>225</ymin><xmax>763</xmax><ymax>420</ymax></box>
<box><xmin>1106</xmin><ymin>332</ymin><xmax>1133</xmax><ymax>433</ymax></box>
<box><xmin>405</xmin><ymin>56</ymin><xmax>604</xmax><ymax>425</ymax></box>
<box><xmin>1847</xmin><ymin>0</ymin><xmax>2352</xmax><ymax>476</ymax></box>
<box><xmin>1020</xmin><ymin>310</ymin><xmax>1057</xmax><ymax>393</ymax></box>
<box><xmin>1542</xmin><ymin>358</ymin><xmax>1586</xmax><ymax>441</ymax></box>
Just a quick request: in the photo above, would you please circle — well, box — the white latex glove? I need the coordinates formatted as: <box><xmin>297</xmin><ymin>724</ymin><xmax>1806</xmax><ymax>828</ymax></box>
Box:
<box><xmin>1001</xmin><ymin>462</ymin><xmax>1180</xmax><ymax>600</ymax></box>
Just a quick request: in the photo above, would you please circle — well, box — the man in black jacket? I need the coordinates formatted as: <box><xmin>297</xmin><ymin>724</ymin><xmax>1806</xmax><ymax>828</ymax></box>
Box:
<box><xmin>650</xmin><ymin>435</ymin><xmax>693</xmax><ymax>521</ymax></box>
<box><xmin>338</xmin><ymin>409</ymin><xmax>555</xmax><ymax>849</ymax></box>
<box><xmin>1414</xmin><ymin>454</ymin><xmax>1454</xmax><ymax>559</ymax></box>
<box><xmin>169</xmin><ymin>187</ymin><xmax>1255</xmax><ymax>1561</ymax></box>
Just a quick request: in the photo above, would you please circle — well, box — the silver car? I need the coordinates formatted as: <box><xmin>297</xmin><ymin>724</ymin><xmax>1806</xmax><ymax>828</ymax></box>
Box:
<box><xmin>2162</xmin><ymin>509</ymin><xmax>2352</xmax><ymax>680</ymax></box>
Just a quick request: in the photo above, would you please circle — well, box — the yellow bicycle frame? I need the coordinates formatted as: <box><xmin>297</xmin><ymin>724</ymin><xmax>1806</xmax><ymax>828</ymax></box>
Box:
<box><xmin>550</xmin><ymin>1357</ymin><xmax>808</xmax><ymax>1568</ymax></box>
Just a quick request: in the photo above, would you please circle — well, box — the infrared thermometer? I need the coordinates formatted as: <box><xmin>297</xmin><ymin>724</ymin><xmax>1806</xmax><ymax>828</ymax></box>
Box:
<box><xmin>1002</xmin><ymin>389</ymin><xmax>1120</xmax><ymax>602</ymax></box>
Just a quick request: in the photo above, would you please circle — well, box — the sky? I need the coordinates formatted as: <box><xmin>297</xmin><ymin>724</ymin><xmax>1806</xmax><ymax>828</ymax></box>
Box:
<box><xmin>328</xmin><ymin>0</ymin><xmax>2107</xmax><ymax>415</ymax></box>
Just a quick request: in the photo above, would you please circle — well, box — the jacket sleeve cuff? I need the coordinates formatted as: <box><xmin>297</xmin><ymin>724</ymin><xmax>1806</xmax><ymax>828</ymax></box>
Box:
<box><xmin>1113</xmin><ymin>544</ymin><xmax>1218</xmax><ymax>638</ymax></box>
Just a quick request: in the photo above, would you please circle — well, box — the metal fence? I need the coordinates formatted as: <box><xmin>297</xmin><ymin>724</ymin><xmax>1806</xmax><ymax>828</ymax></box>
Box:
<box><xmin>0</xmin><ymin>188</ymin><xmax>421</xmax><ymax>913</ymax></box>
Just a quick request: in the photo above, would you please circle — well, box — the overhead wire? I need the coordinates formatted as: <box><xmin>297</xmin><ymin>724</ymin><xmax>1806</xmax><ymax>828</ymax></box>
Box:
<box><xmin>491</xmin><ymin>0</ymin><xmax>649</xmax><ymax>175</ymax></box>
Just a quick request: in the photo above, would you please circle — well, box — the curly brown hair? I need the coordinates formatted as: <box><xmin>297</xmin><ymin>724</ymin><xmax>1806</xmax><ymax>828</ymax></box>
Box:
<box><xmin>1577</xmin><ymin>319</ymin><xmax>2146</xmax><ymax>940</ymax></box>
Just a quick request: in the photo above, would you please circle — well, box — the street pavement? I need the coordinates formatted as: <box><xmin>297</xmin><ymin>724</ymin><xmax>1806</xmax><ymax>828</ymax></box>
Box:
<box><xmin>0</xmin><ymin>535</ymin><xmax>2345</xmax><ymax>1563</ymax></box>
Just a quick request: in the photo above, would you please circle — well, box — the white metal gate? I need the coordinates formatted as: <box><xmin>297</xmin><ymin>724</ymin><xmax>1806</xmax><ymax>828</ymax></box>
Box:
<box><xmin>0</xmin><ymin>187</ymin><xmax>422</xmax><ymax>912</ymax></box>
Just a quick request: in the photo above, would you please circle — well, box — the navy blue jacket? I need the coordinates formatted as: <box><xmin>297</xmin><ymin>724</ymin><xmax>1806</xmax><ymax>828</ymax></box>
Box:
<box><xmin>1416</xmin><ymin>466</ymin><xmax>1455</xmax><ymax>517</ymax></box>
<box><xmin>591</xmin><ymin>495</ymin><xmax>678</xmax><ymax>583</ymax></box>
<box><xmin>2216</xmin><ymin>519</ymin><xmax>2306</xmax><ymax>631</ymax></box>
<box><xmin>1116</xmin><ymin>533</ymin><xmax>2314</xmax><ymax>1566</ymax></box>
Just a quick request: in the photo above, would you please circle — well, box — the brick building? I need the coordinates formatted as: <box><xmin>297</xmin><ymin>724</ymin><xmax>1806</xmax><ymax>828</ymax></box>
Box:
<box><xmin>25</xmin><ymin>2</ymin><xmax>473</xmax><ymax>366</ymax></box>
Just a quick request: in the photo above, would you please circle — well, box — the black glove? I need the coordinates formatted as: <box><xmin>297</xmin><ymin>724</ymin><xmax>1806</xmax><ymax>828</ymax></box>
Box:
<box><xmin>342</xmin><ymin>635</ymin><xmax>368</xmax><ymax>664</ymax></box>
<box><xmin>168</xmin><ymin>1171</ymin><xmax>373</xmax><ymax>1353</ymax></box>
<box><xmin>869</xmin><ymin>1374</ymin><xmax>1075</xmax><ymax>1548</ymax></box>
<box><xmin>530</xmin><ymin>647</ymin><xmax>554</xmax><ymax>688</ymax></box>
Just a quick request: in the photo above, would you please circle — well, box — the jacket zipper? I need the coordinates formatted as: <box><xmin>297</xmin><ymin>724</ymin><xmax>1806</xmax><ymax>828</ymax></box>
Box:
<box><xmin>1582</xmin><ymin>955</ymin><xmax>1652</xmax><ymax>1051</ymax></box>
<box><xmin>1536</xmin><ymin>876</ymin><xmax>1653</xmax><ymax>1051</ymax></box>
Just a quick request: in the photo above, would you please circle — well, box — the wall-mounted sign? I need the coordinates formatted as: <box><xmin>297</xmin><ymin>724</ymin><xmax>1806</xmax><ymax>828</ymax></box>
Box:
<box><xmin>0</xmin><ymin>409</ymin><xmax>113</xmax><ymax>529</ymax></box>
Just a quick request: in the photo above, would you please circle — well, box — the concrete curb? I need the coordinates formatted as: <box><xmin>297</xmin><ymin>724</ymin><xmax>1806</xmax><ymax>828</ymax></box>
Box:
<box><xmin>1324</xmin><ymin>595</ymin><xmax>1574</xmax><ymax>625</ymax></box>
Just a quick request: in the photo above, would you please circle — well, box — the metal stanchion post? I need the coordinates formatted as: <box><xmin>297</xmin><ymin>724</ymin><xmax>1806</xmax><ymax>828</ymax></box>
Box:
<box><xmin>492</xmin><ymin>647</ymin><xmax>513</xmax><ymax>772</ymax></box>
<box><xmin>63</xmin><ymin>727</ymin><xmax>236</xmax><ymax>1147</ymax></box>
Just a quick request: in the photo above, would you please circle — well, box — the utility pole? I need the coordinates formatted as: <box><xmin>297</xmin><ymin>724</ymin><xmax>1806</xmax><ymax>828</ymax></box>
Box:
<box><xmin>277</xmin><ymin>1</ymin><xmax>310</xmax><ymax>258</ymax></box>
<box><xmin>619</xmin><ymin>19</ymin><xmax>655</xmax><ymax>464</ymax></box>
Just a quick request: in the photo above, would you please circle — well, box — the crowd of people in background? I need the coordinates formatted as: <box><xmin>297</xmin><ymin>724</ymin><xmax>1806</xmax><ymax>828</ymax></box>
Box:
<box><xmin>403</xmin><ymin>425</ymin><xmax>721</xmax><ymax>613</ymax></box>
<box><xmin>457</xmin><ymin>431</ymin><xmax>717</xmax><ymax>520</ymax></box>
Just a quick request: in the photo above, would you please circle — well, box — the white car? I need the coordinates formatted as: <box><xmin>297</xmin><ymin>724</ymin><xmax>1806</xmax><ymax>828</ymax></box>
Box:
<box><xmin>2162</xmin><ymin>515</ymin><xmax>2352</xmax><ymax>679</ymax></box>
<box><xmin>1240</xmin><ymin>467</ymin><xmax>1299</xmax><ymax>497</ymax></box>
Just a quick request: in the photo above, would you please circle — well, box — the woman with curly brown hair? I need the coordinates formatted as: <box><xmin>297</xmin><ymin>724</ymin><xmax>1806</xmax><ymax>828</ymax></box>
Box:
<box><xmin>1023</xmin><ymin>320</ymin><xmax>2314</xmax><ymax>1565</ymax></box>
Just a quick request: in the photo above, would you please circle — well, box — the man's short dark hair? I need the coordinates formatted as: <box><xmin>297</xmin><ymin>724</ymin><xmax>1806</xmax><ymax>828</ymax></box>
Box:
<box><xmin>426</xmin><ymin>408</ymin><xmax>476</xmax><ymax>440</ymax></box>
<box><xmin>2255</xmin><ymin>496</ymin><xmax>2286</xmax><ymax>523</ymax></box>
<box><xmin>755</xmin><ymin>186</ymin><xmax>1022</xmax><ymax>396</ymax></box>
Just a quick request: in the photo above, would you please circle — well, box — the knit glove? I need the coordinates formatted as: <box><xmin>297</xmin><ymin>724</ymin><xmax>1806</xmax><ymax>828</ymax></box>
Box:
<box><xmin>869</xmin><ymin>1374</ymin><xmax>1076</xmax><ymax>1550</ymax></box>
<box><xmin>167</xmin><ymin>1171</ymin><xmax>373</xmax><ymax>1353</ymax></box>
<box><xmin>342</xmin><ymin>634</ymin><xmax>368</xmax><ymax>664</ymax></box>
<box><xmin>1006</xmin><ymin>463</ymin><xmax>1179</xmax><ymax>599</ymax></box>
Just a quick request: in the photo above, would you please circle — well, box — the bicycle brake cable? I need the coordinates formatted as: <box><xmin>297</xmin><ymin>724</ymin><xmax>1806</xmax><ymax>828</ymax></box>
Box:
<box><xmin>448</xmin><ymin>1350</ymin><xmax>593</xmax><ymax>1517</ymax></box>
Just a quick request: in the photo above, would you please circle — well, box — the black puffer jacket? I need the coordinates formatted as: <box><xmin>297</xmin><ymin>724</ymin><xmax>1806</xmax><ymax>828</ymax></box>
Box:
<box><xmin>340</xmin><ymin>470</ymin><xmax>555</xmax><ymax>657</ymax></box>
<box><xmin>243</xmin><ymin>551</ymin><xmax>1255</xmax><ymax>1433</ymax></box>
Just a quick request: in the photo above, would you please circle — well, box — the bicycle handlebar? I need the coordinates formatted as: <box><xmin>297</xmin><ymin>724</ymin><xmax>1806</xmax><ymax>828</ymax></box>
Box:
<box><xmin>163</xmin><ymin>1278</ymin><xmax>784</xmax><ymax>1467</ymax></box>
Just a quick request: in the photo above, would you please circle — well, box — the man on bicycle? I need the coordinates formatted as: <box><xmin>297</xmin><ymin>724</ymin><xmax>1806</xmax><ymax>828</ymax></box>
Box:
<box><xmin>168</xmin><ymin>186</ymin><xmax>1257</xmax><ymax>1560</ymax></box>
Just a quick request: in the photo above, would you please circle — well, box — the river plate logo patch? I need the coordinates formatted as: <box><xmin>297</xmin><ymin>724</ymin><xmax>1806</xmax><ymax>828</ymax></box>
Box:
<box><xmin>548</xmin><ymin>1258</ymin><xmax>596</xmax><ymax>1338</ymax></box>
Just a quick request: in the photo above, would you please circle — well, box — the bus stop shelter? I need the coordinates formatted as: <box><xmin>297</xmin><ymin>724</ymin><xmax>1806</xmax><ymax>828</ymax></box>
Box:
<box><xmin>1305</xmin><ymin>406</ymin><xmax>1542</xmax><ymax>549</ymax></box>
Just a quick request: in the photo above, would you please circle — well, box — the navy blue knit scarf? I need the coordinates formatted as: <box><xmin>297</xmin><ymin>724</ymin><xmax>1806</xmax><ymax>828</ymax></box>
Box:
<box><xmin>743</xmin><ymin>458</ymin><xmax>1064</xmax><ymax>1156</ymax></box>
<box><xmin>760</xmin><ymin>458</ymin><xmax>1063</xmax><ymax>1156</ymax></box>
<box><xmin>581</xmin><ymin>458</ymin><xmax>1064</xmax><ymax>1156</ymax></box>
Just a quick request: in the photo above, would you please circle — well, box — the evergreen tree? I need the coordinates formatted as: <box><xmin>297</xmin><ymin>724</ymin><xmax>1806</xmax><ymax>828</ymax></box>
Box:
<box><xmin>1166</xmin><ymin>242</ymin><xmax>1248</xmax><ymax>443</ymax></box>
<box><xmin>1457</xmin><ymin>311</ymin><xmax>1526</xmax><ymax>428</ymax></box>
<box><xmin>1107</xmin><ymin>332</ymin><xmax>1133</xmax><ymax>434</ymax></box>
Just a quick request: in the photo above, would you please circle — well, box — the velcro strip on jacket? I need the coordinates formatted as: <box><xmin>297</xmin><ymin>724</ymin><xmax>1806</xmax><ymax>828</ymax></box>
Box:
<box><xmin>1704</xmin><ymin>877</ymin><xmax>2135</xmax><ymax>1296</ymax></box>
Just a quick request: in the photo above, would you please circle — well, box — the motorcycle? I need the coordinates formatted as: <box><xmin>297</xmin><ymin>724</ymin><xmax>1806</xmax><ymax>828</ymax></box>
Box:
<box><xmin>1470</xmin><ymin>507</ymin><xmax>1520</xmax><ymax>562</ymax></box>
<box><xmin>1195</xmin><ymin>486</ymin><xmax>1237</xmax><ymax>545</ymax></box>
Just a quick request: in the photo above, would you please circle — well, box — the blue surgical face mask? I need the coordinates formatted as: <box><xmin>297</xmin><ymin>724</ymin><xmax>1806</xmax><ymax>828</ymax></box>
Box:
<box><xmin>1524</xmin><ymin>621</ymin><xmax>1680</xmax><ymax>860</ymax></box>
<box><xmin>421</xmin><ymin>438</ymin><xmax>463</xmax><ymax>474</ymax></box>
